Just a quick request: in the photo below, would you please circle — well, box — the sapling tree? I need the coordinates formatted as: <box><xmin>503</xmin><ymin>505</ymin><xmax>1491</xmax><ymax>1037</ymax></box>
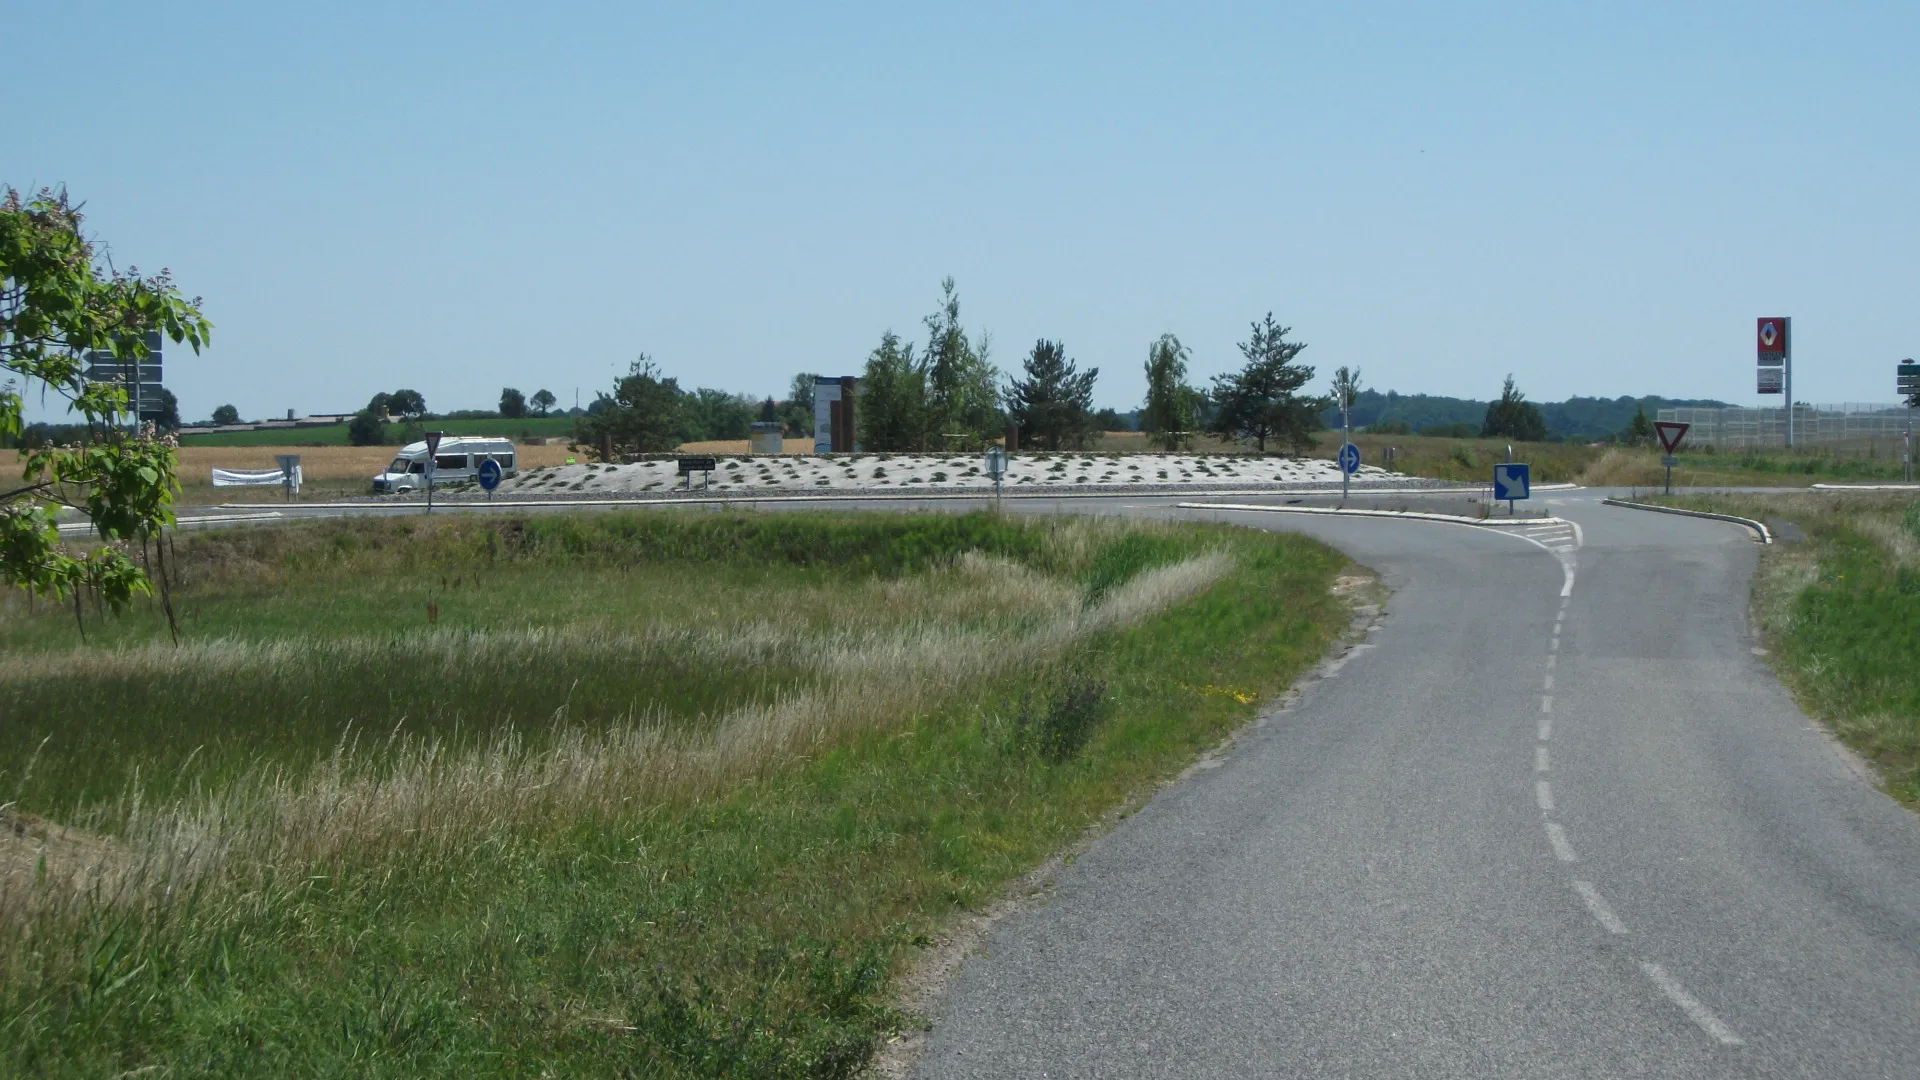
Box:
<box><xmin>1141</xmin><ymin>333</ymin><xmax>1197</xmax><ymax>451</ymax></box>
<box><xmin>0</xmin><ymin>186</ymin><xmax>211</xmax><ymax>624</ymax></box>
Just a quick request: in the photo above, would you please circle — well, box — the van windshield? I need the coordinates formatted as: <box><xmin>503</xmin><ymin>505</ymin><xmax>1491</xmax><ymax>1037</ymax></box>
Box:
<box><xmin>388</xmin><ymin>458</ymin><xmax>409</xmax><ymax>474</ymax></box>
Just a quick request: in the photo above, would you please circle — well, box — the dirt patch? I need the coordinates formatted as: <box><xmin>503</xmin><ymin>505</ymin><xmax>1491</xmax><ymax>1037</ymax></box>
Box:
<box><xmin>0</xmin><ymin>809</ymin><xmax>128</xmax><ymax>902</ymax></box>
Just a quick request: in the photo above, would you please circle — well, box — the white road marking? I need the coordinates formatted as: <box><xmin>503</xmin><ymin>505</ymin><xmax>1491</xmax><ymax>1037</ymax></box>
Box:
<box><xmin>1539</xmin><ymin>715</ymin><xmax>1553</xmax><ymax>741</ymax></box>
<box><xmin>1541</xmin><ymin>696</ymin><xmax>1553</xmax><ymax>713</ymax></box>
<box><xmin>1638</xmin><ymin>962</ymin><xmax>1744</xmax><ymax>1046</ymax></box>
<box><xmin>1536</xmin><ymin>780</ymin><xmax>1555</xmax><ymax>811</ymax></box>
<box><xmin>1568</xmin><ymin>519</ymin><xmax>1584</xmax><ymax>548</ymax></box>
<box><xmin>1546</xmin><ymin>653</ymin><xmax>1557</xmax><ymax>669</ymax></box>
<box><xmin>1543</xmin><ymin>673</ymin><xmax>1554</xmax><ymax>691</ymax></box>
<box><xmin>1573</xmin><ymin>880</ymin><xmax>1628</xmax><ymax>934</ymax></box>
<box><xmin>1536</xmin><ymin>747</ymin><xmax>1551</xmax><ymax>772</ymax></box>
<box><xmin>1546</xmin><ymin>822</ymin><xmax>1578</xmax><ymax>862</ymax></box>
<box><xmin>1553</xmin><ymin>623</ymin><xmax>1562</xmax><ymax>637</ymax></box>
<box><xmin>1556</xmin><ymin>610</ymin><xmax>1566</xmax><ymax>623</ymax></box>
<box><xmin>1550</xmin><ymin>638</ymin><xmax>1560</xmax><ymax>652</ymax></box>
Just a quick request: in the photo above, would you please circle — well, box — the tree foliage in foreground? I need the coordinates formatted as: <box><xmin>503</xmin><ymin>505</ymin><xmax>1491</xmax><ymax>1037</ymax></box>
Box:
<box><xmin>0</xmin><ymin>186</ymin><xmax>210</xmax><ymax>613</ymax></box>
<box><xmin>1481</xmin><ymin>375</ymin><xmax>1548</xmax><ymax>442</ymax></box>
<box><xmin>1209</xmin><ymin>313</ymin><xmax>1320</xmax><ymax>454</ymax></box>
<box><xmin>1006</xmin><ymin>339</ymin><xmax>1098</xmax><ymax>451</ymax></box>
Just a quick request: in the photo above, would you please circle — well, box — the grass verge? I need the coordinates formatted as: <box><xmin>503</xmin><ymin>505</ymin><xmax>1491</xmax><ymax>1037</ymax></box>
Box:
<box><xmin>0</xmin><ymin>509</ymin><xmax>1351</xmax><ymax>1077</ymax></box>
<box><xmin>1658</xmin><ymin>491</ymin><xmax>1920</xmax><ymax>803</ymax></box>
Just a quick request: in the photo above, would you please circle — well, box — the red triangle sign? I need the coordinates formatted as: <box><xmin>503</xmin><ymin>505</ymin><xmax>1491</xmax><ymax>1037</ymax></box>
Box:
<box><xmin>1653</xmin><ymin>421</ymin><xmax>1689</xmax><ymax>453</ymax></box>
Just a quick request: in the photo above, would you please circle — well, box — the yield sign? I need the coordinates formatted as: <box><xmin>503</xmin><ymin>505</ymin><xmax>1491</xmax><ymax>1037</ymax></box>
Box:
<box><xmin>1654</xmin><ymin>421</ymin><xmax>1690</xmax><ymax>453</ymax></box>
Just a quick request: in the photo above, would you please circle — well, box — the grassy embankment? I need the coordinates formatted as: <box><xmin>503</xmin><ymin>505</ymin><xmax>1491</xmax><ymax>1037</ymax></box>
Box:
<box><xmin>1581</xmin><ymin>445</ymin><xmax>1913</xmax><ymax>488</ymax></box>
<box><xmin>1656</xmin><ymin>491</ymin><xmax>1920</xmax><ymax>803</ymax></box>
<box><xmin>0</xmin><ymin>510</ymin><xmax>1354</xmax><ymax>1077</ymax></box>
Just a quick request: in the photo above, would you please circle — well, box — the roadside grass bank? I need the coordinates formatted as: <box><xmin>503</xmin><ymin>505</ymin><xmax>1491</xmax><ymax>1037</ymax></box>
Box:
<box><xmin>0</xmin><ymin>510</ymin><xmax>1352</xmax><ymax>1077</ymax></box>
<box><xmin>1583</xmin><ymin>445</ymin><xmax>1913</xmax><ymax>489</ymax></box>
<box><xmin>1311</xmin><ymin>433</ymin><xmax>1603</xmax><ymax>484</ymax></box>
<box><xmin>1658</xmin><ymin>492</ymin><xmax>1920</xmax><ymax>803</ymax></box>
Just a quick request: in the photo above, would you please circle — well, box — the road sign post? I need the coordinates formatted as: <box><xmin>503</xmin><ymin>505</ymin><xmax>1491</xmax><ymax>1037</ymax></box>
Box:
<box><xmin>476</xmin><ymin>457</ymin><xmax>503</xmax><ymax>502</ymax></box>
<box><xmin>1757</xmin><ymin>317</ymin><xmax>1791</xmax><ymax>446</ymax></box>
<box><xmin>1337</xmin><ymin>441</ymin><xmax>1360</xmax><ymax>499</ymax></box>
<box><xmin>424</xmin><ymin>431</ymin><xmax>444</xmax><ymax>514</ymax></box>
<box><xmin>676</xmin><ymin>455</ymin><xmax>717</xmax><ymax>490</ymax></box>
<box><xmin>984</xmin><ymin>445</ymin><xmax>1008</xmax><ymax>508</ymax></box>
<box><xmin>275</xmin><ymin>454</ymin><xmax>301</xmax><ymax>503</ymax></box>
<box><xmin>1492</xmin><ymin>463</ymin><xmax>1530</xmax><ymax>514</ymax></box>
<box><xmin>1654</xmin><ymin>422</ymin><xmax>1689</xmax><ymax>495</ymax></box>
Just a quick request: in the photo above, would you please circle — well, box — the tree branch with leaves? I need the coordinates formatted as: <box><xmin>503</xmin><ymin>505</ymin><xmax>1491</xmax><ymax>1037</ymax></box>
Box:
<box><xmin>1</xmin><ymin>186</ymin><xmax>210</xmax><ymax>628</ymax></box>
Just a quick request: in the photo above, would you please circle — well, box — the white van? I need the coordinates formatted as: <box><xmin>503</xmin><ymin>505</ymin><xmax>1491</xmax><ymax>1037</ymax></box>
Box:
<box><xmin>371</xmin><ymin>437</ymin><xmax>518</xmax><ymax>494</ymax></box>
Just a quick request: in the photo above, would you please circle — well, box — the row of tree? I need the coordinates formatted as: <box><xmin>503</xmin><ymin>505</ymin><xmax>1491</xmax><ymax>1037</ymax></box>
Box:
<box><xmin>577</xmin><ymin>281</ymin><xmax>1330</xmax><ymax>458</ymax></box>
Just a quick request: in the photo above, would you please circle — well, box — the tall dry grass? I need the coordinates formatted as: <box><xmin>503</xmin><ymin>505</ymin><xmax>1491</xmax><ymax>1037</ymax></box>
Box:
<box><xmin>0</xmin><ymin>537</ymin><xmax>1228</xmax><ymax>937</ymax></box>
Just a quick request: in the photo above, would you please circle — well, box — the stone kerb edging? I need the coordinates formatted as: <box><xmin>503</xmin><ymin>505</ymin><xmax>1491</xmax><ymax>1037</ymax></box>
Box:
<box><xmin>1600</xmin><ymin>498</ymin><xmax>1772</xmax><ymax>544</ymax></box>
<box><xmin>1174</xmin><ymin>502</ymin><xmax>1570</xmax><ymax>530</ymax></box>
<box><xmin>1809</xmin><ymin>483</ymin><xmax>1920</xmax><ymax>491</ymax></box>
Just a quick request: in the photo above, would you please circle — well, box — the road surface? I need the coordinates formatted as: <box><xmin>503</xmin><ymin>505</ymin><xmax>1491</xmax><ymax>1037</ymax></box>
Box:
<box><xmin>912</xmin><ymin>493</ymin><xmax>1920</xmax><ymax>1079</ymax></box>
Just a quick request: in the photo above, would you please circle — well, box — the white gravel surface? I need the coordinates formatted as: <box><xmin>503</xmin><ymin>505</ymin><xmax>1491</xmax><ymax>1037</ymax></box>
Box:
<box><xmin>502</xmin><ymin>453</ymin><xmax>1418</xmax><ymax>495</ymax></box>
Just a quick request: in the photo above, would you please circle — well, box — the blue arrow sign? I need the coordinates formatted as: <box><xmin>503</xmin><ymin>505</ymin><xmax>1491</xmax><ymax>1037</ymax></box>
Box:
<box><xmin>1337</xmin><ymin>442</ymin><xmax>1361</xmax><ymax>475</ymax></box>
<box><xmin>476</xmin><ymin>457</ymin><xmax>504</xmax><ymax>491</ymax></box>
<box><xmin>1493</xmin><ymin>462</ymin><xmax>1530</xmax><ymax>501</ymax></box>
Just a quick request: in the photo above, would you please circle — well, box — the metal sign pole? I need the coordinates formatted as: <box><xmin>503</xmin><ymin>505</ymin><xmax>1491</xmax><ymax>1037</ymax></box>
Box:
<box><xmin>1784</xmin><ymin>317</ymin><xmax>1793</xmax><ymax>450</ymax></box>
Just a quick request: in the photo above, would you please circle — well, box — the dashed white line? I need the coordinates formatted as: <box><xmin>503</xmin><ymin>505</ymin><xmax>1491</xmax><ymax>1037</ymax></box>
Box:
<box><xmin>1541</xmin><ymin>696</ymin><xmax>1553</xmax><ymax>713</ymax></box>
<box><xmin>1556</xmin><ymin>609</ymin><xmax>1566</xmax><ymax>623</ymax></box>
<box><xmin>1535</xmin><ymin>780</ymin><xmax>1555</xmax><ymax>812</ymax></box>
<box><xmin>1539</xmin><ymin>715</ymin><xmax>1552</xmax><ymax>741</ymax></box>
<box><xmin>1545</xmin><ymin>822</ymin><xmax>1578</xmax><ymax>862</ymax></box>
<box><xmin>1550</xmin><ymin>638</ymin><xmax>1560</xmax><ymax>652</ymax></box>
<box><xmin>1535</xmin><ymin>747</ymin><xmax>1551</xmax><ymax>772</ymax></box>
<box><xmin>1638</xmin><ymin>962</ymin><xmax>1744</xmax><ymax>1045</ymax></box>
<box><xmin>1546</xmin><ymin>653</ymin><xmax>1557</xmax><ymax>669</ymax></box>
<box><xmin>1573</xmin><ymin>879</ymin><xmax>1628</xmax><ymax>934</ymax></box>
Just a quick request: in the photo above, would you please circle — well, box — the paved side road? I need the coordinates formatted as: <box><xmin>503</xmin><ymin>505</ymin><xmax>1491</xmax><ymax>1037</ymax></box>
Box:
<box><xmin>914</xmin><ymin>500</ymin><xmax>1920</xmax><ymax>1079</ymax></box>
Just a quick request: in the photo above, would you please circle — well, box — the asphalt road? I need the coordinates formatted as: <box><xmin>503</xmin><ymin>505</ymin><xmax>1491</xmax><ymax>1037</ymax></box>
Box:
<box><xmin>911</xmin><ymin>492</ymin><xmax>1920</xmax><ymax>1079</ymax></box>
<box><xmin>162</xmin><ymin>487</ymin><xmax>1920</xmax><ymax>1076</ymax></box>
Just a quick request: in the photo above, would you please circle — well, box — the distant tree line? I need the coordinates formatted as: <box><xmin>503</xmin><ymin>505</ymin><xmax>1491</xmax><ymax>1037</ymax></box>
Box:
<box><xmin>1327</xmin><ymin>388</ymin><xmax>1730</xmax><ymax>443</ymax></box>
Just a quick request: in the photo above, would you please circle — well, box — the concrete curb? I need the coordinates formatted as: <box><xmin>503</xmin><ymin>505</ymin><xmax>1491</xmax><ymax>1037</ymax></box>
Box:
<box><xmin>1601</xmin><ymin>498</ymin><xmax>1772</xmax><ymax>544</ymax></box>
<box><xmin>1809</xmin><ymin>483</ymin><xmax>1920</xmax><ymax>491</ymax></box>
<box><xmin>1174</xmin><ymin>502</ymin><xmax>1568</xmax><ymax>529</ymax></box>
<box><xmin>215</xmin><ymin>481</ymin><xmax>1583</xmax><ymax>513</ymax></box>
<box><xmin>218</xmin><ymin>486</ymin><xmax>1474</xmax><ymax>512</ymax></box>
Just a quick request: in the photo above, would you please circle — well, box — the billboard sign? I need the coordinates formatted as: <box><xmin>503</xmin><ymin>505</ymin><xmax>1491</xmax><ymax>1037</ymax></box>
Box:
<box><xmin>1757</xmin><ymin>367</ymin><xmax>1784</xmax><ymax>394</ymax></box>
<box><xmin>1756</xmin><ymin>317</ymin><xmax>1788</xmax><ymax>366</ymax></box>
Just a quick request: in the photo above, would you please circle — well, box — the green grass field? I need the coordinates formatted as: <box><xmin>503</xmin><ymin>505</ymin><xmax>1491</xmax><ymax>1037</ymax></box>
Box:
<box><xmin>1661</xmin><ymin>491</ymin><xmax>1920</xmax><ymax>803</ymax></box>
<box><xmin>180</xmin><ymin>416</ymin><xmax>577</xmax><ymax>447</ymax></box>
<box><xmin>0</xmin><ymin>510</ymin><xmax>1353</xmax><ymax>1077</ymax></box>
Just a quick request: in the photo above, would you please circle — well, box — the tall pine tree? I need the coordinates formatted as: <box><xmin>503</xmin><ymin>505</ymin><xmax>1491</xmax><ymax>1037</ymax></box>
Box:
<box><xmin>1006</xmin><ymin>339</ymin><xmax>1098</xmax><ymax>450</ymax></box>
<box><xmin>1209</xmin><ymin>313</ymin><xmax>1320</xmax><ymax>454</ymax></box>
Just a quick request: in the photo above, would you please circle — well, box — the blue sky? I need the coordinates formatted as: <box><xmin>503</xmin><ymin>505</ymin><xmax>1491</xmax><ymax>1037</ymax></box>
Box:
<box><xmin>6</xmin><ymin>2</ymin><xmax>1917</xmax><ymax>422</ymax></box>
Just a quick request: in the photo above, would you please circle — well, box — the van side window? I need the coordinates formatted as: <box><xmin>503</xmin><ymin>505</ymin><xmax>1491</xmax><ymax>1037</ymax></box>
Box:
<box><xmin>409</xmin><ymin>460</ymin><xmax>427</xmax><ymax>474</ymax></box>
<box><xmin>435</xmin><ymin>455</ymin><xmax>468</xmax><ymax>470</ymax></box>
<box><xmin>501</xmin><ymin>453</ymin><xmax>515</xmax><ymax>470</ymax></box>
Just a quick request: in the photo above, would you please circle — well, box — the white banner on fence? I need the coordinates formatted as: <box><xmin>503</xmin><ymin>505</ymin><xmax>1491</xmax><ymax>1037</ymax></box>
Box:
<box><xmin>211</xmin><ymin>466</ymin><xmax>303</xmax><ymax>488</ymax></box>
